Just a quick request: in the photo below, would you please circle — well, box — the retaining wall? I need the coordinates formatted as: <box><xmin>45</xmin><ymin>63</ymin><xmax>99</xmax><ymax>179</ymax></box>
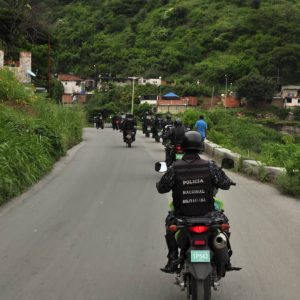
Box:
<box><xmin>203</xmin><ymin>139</ymin><xmax>286</xmax><ymax>182</ymax></box>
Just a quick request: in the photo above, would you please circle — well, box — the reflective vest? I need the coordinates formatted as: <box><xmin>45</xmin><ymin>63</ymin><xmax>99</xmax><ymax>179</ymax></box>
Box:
<box><xmin>172</xmin><ymin>158</ymin><xmax>214</xmax><ymax>216</ymax></box>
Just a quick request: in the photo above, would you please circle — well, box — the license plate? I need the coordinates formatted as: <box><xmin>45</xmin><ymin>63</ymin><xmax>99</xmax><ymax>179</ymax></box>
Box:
<box><xmin>147</xmin><ymin>127</ymin><xmax>151</xmax><ymax>130</ymax></box>
<box><xmin>126</xmin><ymin>134</ymin><xmax>131</xmax><ymax>139</ymax></box>
<box><xmin>176</xmin><ymin>154</ymin><xmax>184</xmax><ymax>160</ymax></box>
<box><xmin>191</xmin><ymin>250</ymin><xmax>210</xmax><ymax>263</ymax></box>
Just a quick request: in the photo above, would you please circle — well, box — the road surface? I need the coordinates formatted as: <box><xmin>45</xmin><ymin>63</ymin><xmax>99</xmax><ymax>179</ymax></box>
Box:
<box><xmin>0</xmin><ymin>128</ymin><xmax>299</xmax><ymax>300</ymax></box>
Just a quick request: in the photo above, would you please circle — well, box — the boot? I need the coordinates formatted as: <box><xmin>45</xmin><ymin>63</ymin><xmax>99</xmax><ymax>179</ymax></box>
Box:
<box><xmin>160</xmin><ymin>233</ymin><xmax>179</xmax><ymax>274</ymax></box>
<box><xmin>160</xmin><ymin>252</ymin><xmax>178</xmax><ymax>273</ymax></box>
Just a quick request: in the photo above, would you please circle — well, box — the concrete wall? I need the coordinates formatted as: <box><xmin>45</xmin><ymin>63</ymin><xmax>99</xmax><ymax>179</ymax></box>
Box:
<box><xmin>157</xmin><ymin>105</ymin><xmax>188</xmax><ymax>114</ymax></box>
<box><xmin>62</xmin><ymin>81</ymin><xmax>82</xmax><ymax>94</ymax></box>
<box><xmin>1</xmin><ymin>51</ymin><xmax>32</xmax><ymax>83</ymax></box>
<box><xmin>0</xmin><ymin>50</ymin><xmax>4</xmax><ymax>68</ymax></box>
<box><xmin>19</xmin><ymin>52</ymin><xmax>31</xmax><ymax>83</ymax></box>
<box><xmin>203</xmin><ymin>139</ymin><xmax>285</xmax><ymax>182</ymax></box>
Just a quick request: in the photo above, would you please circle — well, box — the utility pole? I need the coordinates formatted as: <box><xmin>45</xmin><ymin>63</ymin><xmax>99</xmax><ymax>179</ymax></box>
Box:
<box><xmin>224</xmin><ymin>74</ymin><xmax>228</xmax><ymax>110</ymax></box>
<box><xmin>47</xmin><ymin>35</ymin><xmax>51</xmax><ymax>97</ymax></box>
<box><xmin>129</xmin><ymin>77</ymin><xmax>138</xmax><ymax>114</ymax></box>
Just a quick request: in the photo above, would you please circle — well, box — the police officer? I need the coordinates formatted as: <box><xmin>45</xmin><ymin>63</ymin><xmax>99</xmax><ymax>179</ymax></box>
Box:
<box><xmin>165</xmin><ymin>118</ymin><xmax>186</xmax><ymax>166</ymax></box>
<box><xmin>156</xmin><ymin>131</ymin><xmax>233</xmax><ymax>273</ymax></box>
<box><xmin>142</xmin><ymin>111</ymin><xmax>153</xmax><ymax>134</ymax></box>
<box><xmin>122</xmin><ymin>113</ymin><xmax>137</xmax><ymax>141</ymax></box>
<box><xmin>163</xmin><ymin>115</ymin><xmax>173</xmax><ymax>127</ymax></box>
<box><xmin>152</xmin><ymin>114</ymin><xmax>163</xmax><ymax>139</ymax></box>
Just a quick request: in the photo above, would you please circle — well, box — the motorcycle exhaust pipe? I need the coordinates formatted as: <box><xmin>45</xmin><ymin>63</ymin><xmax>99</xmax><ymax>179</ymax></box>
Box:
<box><xmin>213</xmin><ymin>233</ymin><xmax>227</xmax><ymax>250</ymax></box>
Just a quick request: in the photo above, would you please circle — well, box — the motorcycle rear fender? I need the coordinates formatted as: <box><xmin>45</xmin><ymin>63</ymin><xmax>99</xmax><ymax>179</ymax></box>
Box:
<box><xmin>186</xmin><ymin>262</ymin><xmax>212</xmax><ymax>280</ymax></box>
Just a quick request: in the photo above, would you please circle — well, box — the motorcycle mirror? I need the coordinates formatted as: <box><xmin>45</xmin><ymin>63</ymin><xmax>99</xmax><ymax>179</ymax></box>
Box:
<box><xmin>155</xmin><ymin>162</ymin><xmax>167</xmax><ymax>173</ymax></box>
<box><xmin>221</xmin><ymin>158</ymin><xmax>234</xmax><ymax>169</ymax></box>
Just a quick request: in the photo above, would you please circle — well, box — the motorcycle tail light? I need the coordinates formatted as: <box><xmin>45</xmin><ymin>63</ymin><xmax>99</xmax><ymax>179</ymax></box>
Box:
<box><xmin>219</xmin><ymin>224</ymin><xmax>230</xmax><ymax>231</ymax></box>
<box><xmin>176</xmin><ymin>145</ymin><xmax>182</xmax><ymax>151</ymax></box>
<box><xmin>188</xmin><ymin>226</ymin><xmax>209</xmax><ymax>234</ymax></box>
<box><xmin>168</xmin><ymin>225</ymin><xmax>179</xmax><ymax>232</ymax></box>
<box><xmin>193</xmin><ymin>239</ymin><xmax>206</xmax><ymax>246</ymax></box>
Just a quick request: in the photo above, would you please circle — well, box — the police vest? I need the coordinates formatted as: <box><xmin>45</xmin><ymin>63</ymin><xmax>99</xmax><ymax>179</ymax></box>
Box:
<box><xmin>172</xmin><ymin>159</ymin><xmax>214</xmax><ymax>216</ymax></box>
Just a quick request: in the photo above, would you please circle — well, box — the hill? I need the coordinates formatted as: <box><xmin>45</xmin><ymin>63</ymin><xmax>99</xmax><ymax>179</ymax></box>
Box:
<box><xmin>1</xmin><ymin>0</ymin><xmax>300</xmax><ymax>86</ymax></box>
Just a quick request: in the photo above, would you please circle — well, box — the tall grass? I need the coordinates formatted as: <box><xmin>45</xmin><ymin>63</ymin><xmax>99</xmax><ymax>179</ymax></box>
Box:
<box><xmin>0</xmin><ymin>69</ymin><xmax>86</xmax><ymax>204</ymax></box>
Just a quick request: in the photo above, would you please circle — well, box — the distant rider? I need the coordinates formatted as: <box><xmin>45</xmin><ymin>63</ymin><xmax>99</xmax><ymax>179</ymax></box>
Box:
<box><xmin>165</xmin><ymin>118</ymin><xmax>186</xmax><ymax>166</ymax></box>
<box><xmin>142</xmin><ymin>112</ymin><xmax>153</xmax><ymax>134</ymax></box>
<box><xmin>122</xmin><ymin>113</ymin><xmax>137</xmax><ymax>141</ymax></box>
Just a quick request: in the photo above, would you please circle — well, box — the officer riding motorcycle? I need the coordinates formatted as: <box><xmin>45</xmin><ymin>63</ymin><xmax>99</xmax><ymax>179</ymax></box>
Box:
<box><xmin>156</xmin><ymin>131</ymin><xmax>236</xmax><ymax>275</ymax></box>
<box><xmin>122</xmin><ymin>113</ymin><xmax>137</xmax><ymax>145</ymax></box>
<box><xmin>152</xmin><ymin>114</ymin><xmax>164</xmax><ymax>142</ymax></box>
<box><xmin>165</xmin><ymin>118</ymin><xmax>186</xmax><ymax>167</ymax></box>
<box><xmin>142</xmin><ymin>112</ymin><xmax>153</xmax><ymax>137</ymax></box>
<box><xmin>95</xmin><ymin>113</ymin><xmax>104</xmax><ymax>130</ymax></box>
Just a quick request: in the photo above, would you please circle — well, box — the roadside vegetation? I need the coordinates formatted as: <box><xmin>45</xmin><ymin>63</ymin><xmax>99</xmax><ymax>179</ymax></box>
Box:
<box><xmin>181</xmin><ymin>109</ymin><xmax>300</xmax><ymax>198</ymax></box>
<box><xmin>0</xmin><ymin>69</ymin><xmax>86</xmax><ymax>205</ymax></box>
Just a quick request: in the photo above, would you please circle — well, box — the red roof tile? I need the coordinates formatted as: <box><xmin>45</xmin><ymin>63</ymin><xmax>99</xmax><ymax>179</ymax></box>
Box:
<box><xmin>58</xmin><ymin>74</ymin><xmax>82</xmax><ymax>81</ymax></box>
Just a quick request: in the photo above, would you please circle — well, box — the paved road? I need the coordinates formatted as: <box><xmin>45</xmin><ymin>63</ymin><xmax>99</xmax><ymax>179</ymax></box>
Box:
<box><xmin>0</xmin><ymin>128</ymin><xmax>299</xmax><ymax>300</ymax></box>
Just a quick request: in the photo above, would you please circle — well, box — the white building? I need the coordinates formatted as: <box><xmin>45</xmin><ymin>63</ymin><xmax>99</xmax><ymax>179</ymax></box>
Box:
<box><xmin>281</xmin><ymin>85</ymin><xmax>300</xmax><ymax>108</ymax></box>
<box><xmin>138</xmin><ymin>77</ymin><xmax>162</xmax><ymax>86</ymax></box>
<box><xmin>0</xmin><ymin>50</ymin><xmax>33</xmax><ymax>83</ymax></box>
<box><xmin>58</xmin><ymin>74</ymin><xmax>85</xmax><ymax>94</ymax></box>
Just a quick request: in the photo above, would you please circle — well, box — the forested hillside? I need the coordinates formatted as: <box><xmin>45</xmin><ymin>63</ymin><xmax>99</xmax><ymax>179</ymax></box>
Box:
<box><xmin>1</xmin><ymin>0</ymin><xmax>300</xmax><ymax>86</ymax></box>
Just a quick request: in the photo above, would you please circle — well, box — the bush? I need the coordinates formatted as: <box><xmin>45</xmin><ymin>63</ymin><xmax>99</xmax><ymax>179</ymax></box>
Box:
<box><xmin>276</xmin><ymin>173</ymin><xmax>300</xmax><ymax>198</ymax></box>
<box><xmin>293</xmin><ymin>107</ymin><xmax>300</xmax><ymax>121</ymax></box>
<box><xmin>0</xmin><ymin>68</ymin><xmax>35</xmax><ymax>103</ymax></box>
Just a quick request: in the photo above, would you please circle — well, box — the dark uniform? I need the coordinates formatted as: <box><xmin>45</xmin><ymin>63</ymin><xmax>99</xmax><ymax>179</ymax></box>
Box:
<box><xmin>122</xmin><ymin>114</ymin><xmax>137</xmax><ymax>141</ymax></box>
<box><xmin>165</xmin><ymin>119</ymin><xmax>186</xmax><ymax>166</ymax></box>
<box><xmin>157</xmin><ymin>154</ymin><xmax>231</xmax><ymax>215</ymax></box>
<box><xmin>156</xmin><ymin>131</ymin><xmax>232</xmax><ymax>273</ymax></box>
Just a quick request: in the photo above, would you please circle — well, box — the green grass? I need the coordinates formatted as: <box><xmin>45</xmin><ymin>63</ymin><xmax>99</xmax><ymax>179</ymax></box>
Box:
<box><xmin>0</xmin><ymin>69</ymin><xmax>86</xmax><ymax>204</ymax></box>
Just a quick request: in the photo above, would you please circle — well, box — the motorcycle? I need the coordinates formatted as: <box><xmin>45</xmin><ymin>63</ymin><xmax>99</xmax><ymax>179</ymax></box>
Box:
<box><xmin>145</xmin><ymin>124</ymin><xmax>152</xmax><ymax>138</ymax></box>
<box><xmin>96</xmin><ymin>118</ymin><xmax>104</xmax><ymax>130</ymax></box>
<box><xmin>164</xmin><ymin>143</ymin><xmax>184</xmax><ymax>167</ymax></box>
<box><xmin>155</xmin><ymin>158</ymin><xmax>240</xmax><ymax>300</ymax></box>
<box><xmin>154</xmin><ymin>126</ymin><xmax>163</xmax><ymax>143</ymax></box>
<box><xmin>124</xmin><ymin>129</ymin><xmax>135</xmax><ymax>148</ymax></box>
<box><xmin>169</xmin><ymin>212</ymin><xmax>235</xmax><ymax>300</ymax></box>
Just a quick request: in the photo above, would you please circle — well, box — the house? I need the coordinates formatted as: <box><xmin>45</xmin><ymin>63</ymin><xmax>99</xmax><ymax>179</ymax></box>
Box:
<box><xmin>0</xmin><ymin>50</ymin><xmax>34</xmax><ymax>83</ymax></box>
<box><xmin>157</xmin><ymin>92</ymin><xmax>198</xmax><ymax>114</ymax></box>
<box><xmin>58</xmin><ymin>74</ymin><xmax>88</xmax><ymax>104</ymax></box>
<box><xmin>281</xmin><ymin>85</ymin><xmax>300</xmax><ymax>108</ymax></box>
<box><xmin>140</xmin><ymin>95</ymin><xmax>158</xmax><ymax>106</ymax></box>
<box><xmin>97</xmin><ymin>76</ymin><xmax>165</xmax><ymax>90</ymax></box>
<box><xmin>137</xmin><ymin>77</ymin><xmax>164</xmax><ymax>86</ymax></box>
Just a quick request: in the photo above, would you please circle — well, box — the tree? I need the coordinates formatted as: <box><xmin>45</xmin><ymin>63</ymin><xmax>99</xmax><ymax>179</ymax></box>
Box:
<box><xmin>236</xmin><ymin>73</ymin><xmax>275</xmax><ymax>107</ymax></box>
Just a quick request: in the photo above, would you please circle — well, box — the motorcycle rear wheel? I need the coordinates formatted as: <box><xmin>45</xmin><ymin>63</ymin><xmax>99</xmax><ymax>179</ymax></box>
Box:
<box><xmin>191</xmin><ymin>276</ymin><xmax>211</xmax><ymax>300</ymax></box>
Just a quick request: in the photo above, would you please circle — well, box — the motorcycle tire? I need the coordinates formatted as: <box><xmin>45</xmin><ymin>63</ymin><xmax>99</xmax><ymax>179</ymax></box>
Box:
<box><xmin>146</xmin><ymin>132</ymin><xmax>150</xmax><ymax>138</ymax></box>
<box><xmin>191</xmin><ymin>276</ymin><xmax>211</xmax><ymax>300</ymax></box>
<box><xmin>155</xmin><ymin>136</ymin><xmax>160</xmax><ymax>143</ymax></box>
<box><xmin>128</xmin><ymin>142</ymin><xmax>131</xmax><ymax>148</ymax></box>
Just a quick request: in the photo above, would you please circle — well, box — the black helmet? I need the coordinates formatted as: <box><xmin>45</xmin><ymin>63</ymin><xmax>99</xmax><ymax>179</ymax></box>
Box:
<box><xmin>182</xmin><ymin>131</ymin><xmax>202</xmax><ymax>152</ymax></box>
<box><xmin>174</xmin><ymin>118</ymin><xmax>182</xmax><ymax>127</ymax></box>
